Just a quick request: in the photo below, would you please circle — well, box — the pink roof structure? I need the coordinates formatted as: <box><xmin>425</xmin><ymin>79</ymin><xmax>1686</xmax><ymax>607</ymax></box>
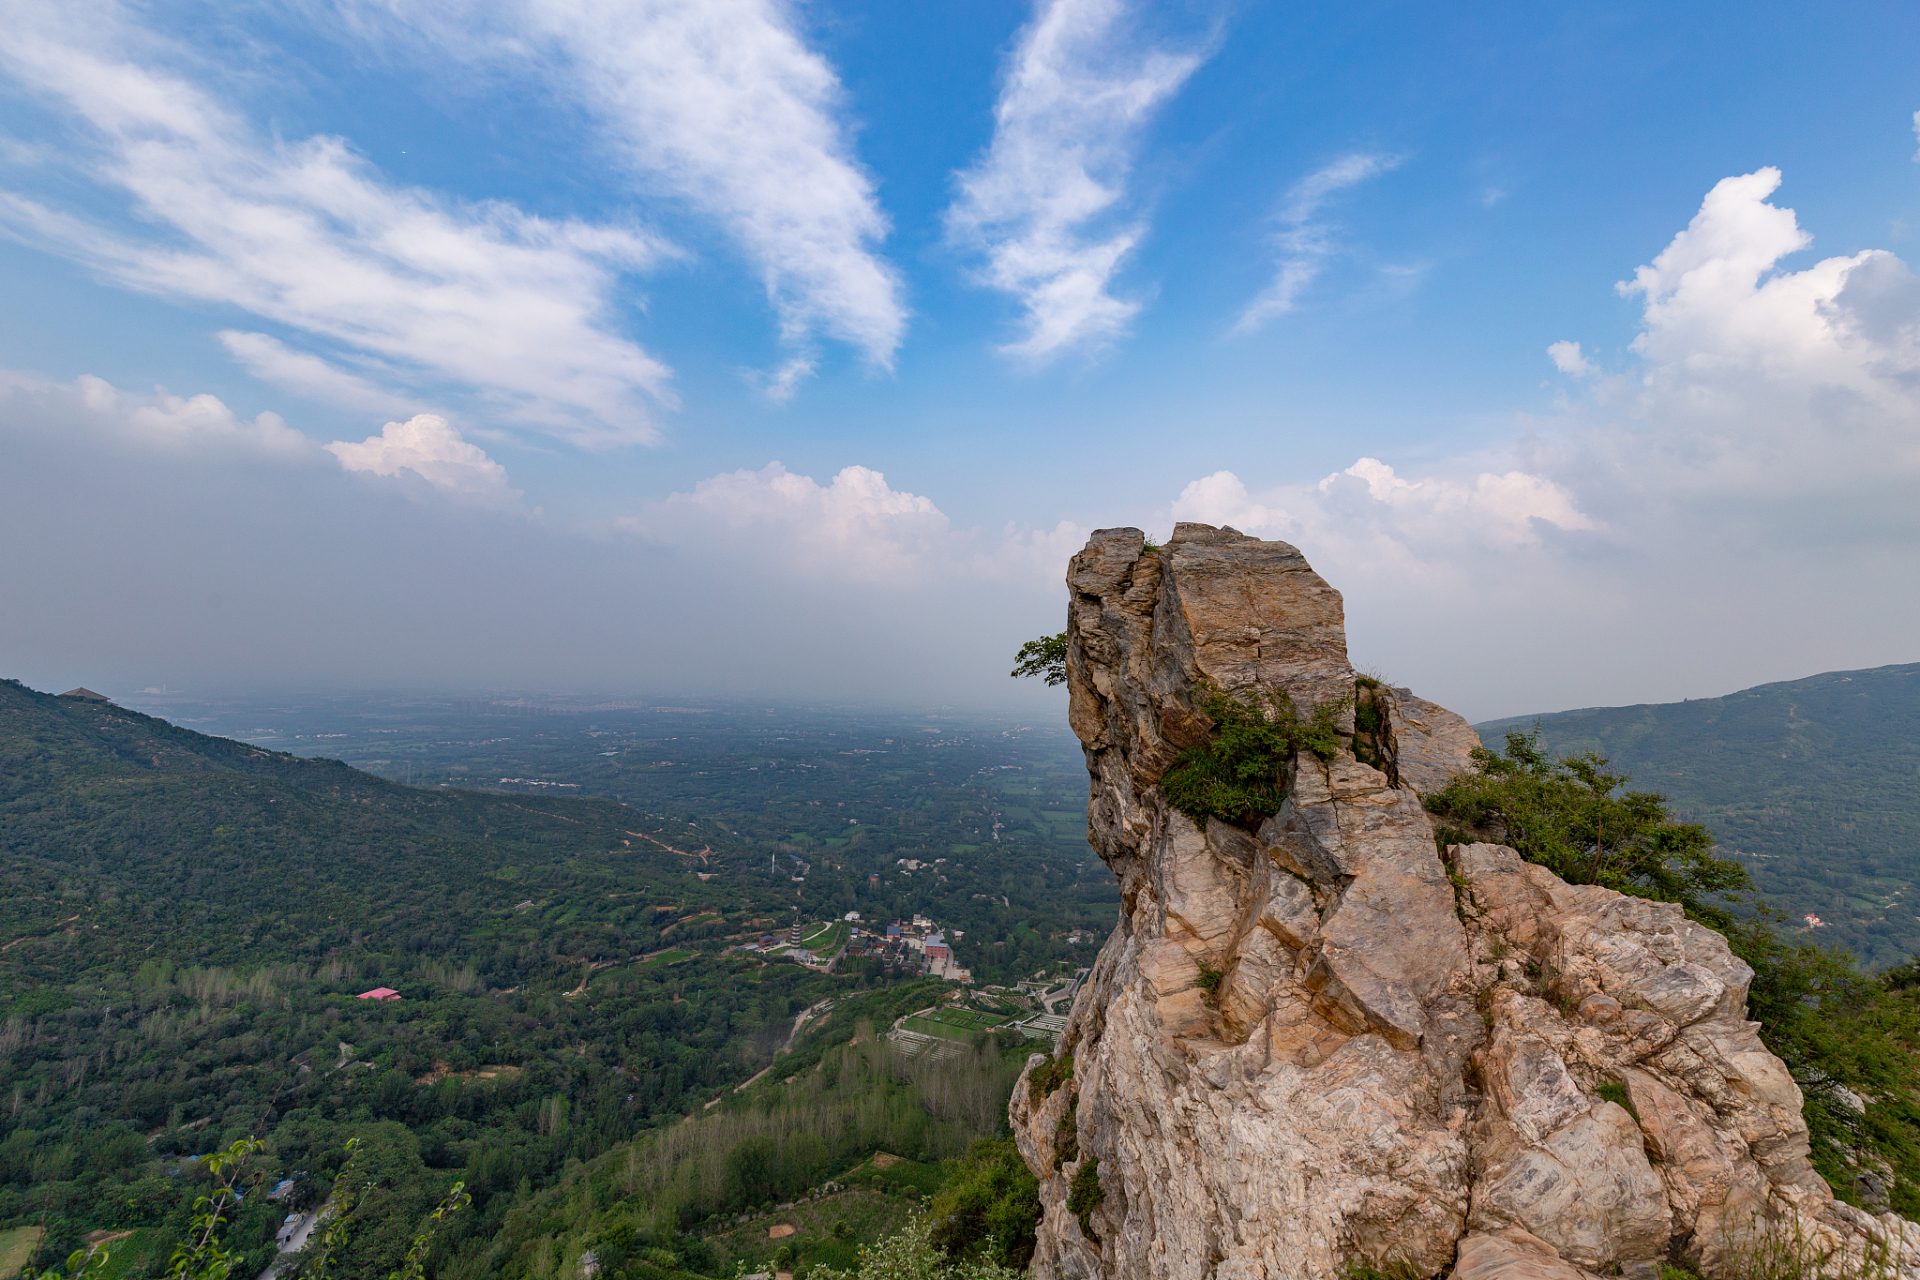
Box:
<box><xmin>356</xmin><ymin>987</ymin><xmax>401</xmax><ymax>1001</ymax></box>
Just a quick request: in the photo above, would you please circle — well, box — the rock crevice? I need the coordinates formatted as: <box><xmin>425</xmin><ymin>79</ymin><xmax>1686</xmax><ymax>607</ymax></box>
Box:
<box><xmin>1012</xmin><ymin>524</ymin><xmax>1920</xmax><ymax>1280</ymax></box>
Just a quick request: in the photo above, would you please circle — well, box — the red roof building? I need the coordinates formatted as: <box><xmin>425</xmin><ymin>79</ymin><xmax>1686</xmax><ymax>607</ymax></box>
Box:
<box><xmin>356</xmin><ymin>987</ymin><xmax>401</xmax><ymax>1001</ymax></box>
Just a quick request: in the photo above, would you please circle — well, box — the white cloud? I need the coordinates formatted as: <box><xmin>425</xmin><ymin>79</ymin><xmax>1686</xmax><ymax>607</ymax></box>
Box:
<box><xmin>0</xmin><ymin>369</ymin><xmax>318</xmax><ymax>462</ymax></box>
<box><xmin>218</xmin><ymin>332</ymin><xmax>425</xmax><ymax>417</ymax></box>
<box><xmin>0</xmin><ymin>5</ymin><xmax>675</xmax><ymax>448</ymax></box>
<box><xmin>340</xmin><ymin>0</ymin><xmax>904</xmax><ymax>377</ymax></box>
<box><xmin>623</xmin><ymin>461</ymin><xmax>1085</xmax><ymax>587</ymax></box>
<box><xmin>1592</xmin><ymin>167</ymin><xmax>1920</xmax><ymax>505</ymax></box>
<box><xmin>327</xmin><ymin>414</ymin><xmax>520</xmax><ymax>505</ymax></box>
<box><xmin>1172</xmin><ymin>166</ymin><xmax>1920</xmax><ymax>718</ymax></box>
<box><xmin>1173</xmin><ymin>458</ymin><xmax>1591</xmax><ymax>562</ymax></box>
<box><xmin>1912</xmin><ymin>109</ymin><xmax>1919</xmax><ymax>162</ymax></box>
<box><xmin>1546</xmin><ymin>340</ymin><xmax>1594</xmax><ymax>377</ymax></box>
<box><xmin>946</xmin><ymin>0</ymin><xmax>1206</xmax><ymax>362</ymax></box>
<box><xmin>1233</xmin><ymin>152</ymin><xmax>1401</xmax><ymax>334</ymax></box>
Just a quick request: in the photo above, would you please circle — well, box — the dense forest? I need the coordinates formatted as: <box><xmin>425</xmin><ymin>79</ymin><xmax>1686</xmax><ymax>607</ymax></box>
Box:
<box><xmin>0</xmin><ymin>680</ymin><xmax>1044</xmax><ymax>1278</ymax></box>
<box><xmin>1479</xmin><ymin>661</ymin><xmax>1920</xmax><ymax>966</ymax></box>
<box><xmin>109</xmin><ymin>689</ymin><xmax>1126</xmax><ymax>988</ymax></box>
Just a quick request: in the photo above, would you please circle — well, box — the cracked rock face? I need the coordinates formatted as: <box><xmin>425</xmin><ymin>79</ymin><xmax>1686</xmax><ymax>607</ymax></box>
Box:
<box><xmin>1011</xmin><ymin>524</ymin><xmax>1920</xmax><ymax>1280</ymax></box>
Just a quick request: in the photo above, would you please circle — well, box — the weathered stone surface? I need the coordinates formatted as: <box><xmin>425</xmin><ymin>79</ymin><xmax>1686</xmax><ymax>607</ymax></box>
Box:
<box><xmin>1014</xmin><ymin>525</ymin><xmax>1920</xmax><ymax>1280</ymax></box>
<box><xmin>1385</xmin><ymin>687</ymin><xmax>1482</xmax><ymax>795</ymax></box>
<box><xmin>1453</xmin><ymin>1232</ymin><xmax>1608</xmax><ymax>1280</ymax></box>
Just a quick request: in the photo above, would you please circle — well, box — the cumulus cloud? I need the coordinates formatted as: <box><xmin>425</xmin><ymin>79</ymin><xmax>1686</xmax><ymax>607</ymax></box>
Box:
<box><xmin>339</xmin><ymin>0</ymin><xmax>904</xmax><ymax>380</ymax></box>
<box><xmin>1233</xmin><ymin>152</ymin><xmax>1401</xmax><ymax>334</ymax></box>
<box><xmin>0</xmin><ymin>4</ymin><xmax>674</xmax><ymax>448</ymax></box>
<box><xmin>1587</xmin><ymin>167</ymin><xmax>1920</xmax><ymax>510</ymax></box>
<box><xmin>623</xmin><ymin>461</ymin><xmax>1085</xmax><ymax>586</ymax></box>
<box><xmin>0</xmin><ymin>369</ymin><xmax>318</xmax><ymax>460</ymax></box>
<box><xmin>1546</xmin><ymin>340</ymin><xmax>1594</xmax><ymax>377</ymax></box>
<box><xmin>946</xmin><ymin>0</ymin><xmax>1207</xmax><ymax>362</ymax></box>
<box><xmin>327</xmin><ymin>414</ymin><xmax>520</xmax><ymax>505</ymax></box>
<box><xmin>1172</xmin><ymin>458</ymin><xmax>1591</xmax><ymax>566</ymax></box>
<box><xmin>1170</xmin><ymin>166</ymin><xmax>1920</xmax><ymax>717</ymax></box>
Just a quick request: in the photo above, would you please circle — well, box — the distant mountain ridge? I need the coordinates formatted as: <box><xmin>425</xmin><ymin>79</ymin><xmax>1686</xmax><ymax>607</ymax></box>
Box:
<box><xmin>0</xmin><ymin>675</ymin><xmax>665</xmax><ymax>1006</ymax></box>
<box><xmin>1477</xmin><ymin>661</ymin><xmax>1920</xmax><ymax>966</ymax></box>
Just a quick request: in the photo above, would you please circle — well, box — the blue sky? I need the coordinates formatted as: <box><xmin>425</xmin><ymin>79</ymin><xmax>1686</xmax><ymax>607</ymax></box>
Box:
<box><xmin>3</xmin><ymin>0</ymin><xmax>1918</xmax><ymax>720</ymax></box>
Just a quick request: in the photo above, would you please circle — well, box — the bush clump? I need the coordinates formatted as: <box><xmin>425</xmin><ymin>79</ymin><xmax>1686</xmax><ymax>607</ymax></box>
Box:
<box><xmin>1425</xmin><ymin>727</ymin><xmax>1749</xmax><ymax>916</ymax></box>
<box><xmin>925</xmin><ymin>1138</ymin><xmax>1041</xmax><ymax>1270</ymax></box>
<box><xmin>1162</xmin><ymin>682</ymin><xmax>1345</xmax><ymax>828</ymax></box>
<box><xmin>1027</xmin><ymin>1052</ymin><xmax>1073</xmax><ymax>1099</ymax></box>
<box><xmin>1067</xmin><ymin>1157</ymin><xmax>1105</xmax><ymax>1240</ymax></box>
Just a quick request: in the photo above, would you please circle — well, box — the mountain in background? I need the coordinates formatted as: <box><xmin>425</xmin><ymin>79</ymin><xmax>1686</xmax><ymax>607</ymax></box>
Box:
<box><xmin>1478</xmin><ymin>661</ymin><xmax>1920</xmax><ymax>967</ymax></box>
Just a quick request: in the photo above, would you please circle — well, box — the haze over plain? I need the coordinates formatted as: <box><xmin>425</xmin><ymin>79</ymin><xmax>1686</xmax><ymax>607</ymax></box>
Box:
<box><xmin>2</xmin><ymin>0</ymin><xmax>1917</xmax><ymax>720</ymax></box>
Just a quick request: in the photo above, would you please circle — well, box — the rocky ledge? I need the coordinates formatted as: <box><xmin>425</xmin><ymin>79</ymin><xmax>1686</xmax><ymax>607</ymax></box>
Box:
<box><xmin>1010</xmin><ymin>524</ymin><xmax>1919</xmax><ymax>1280</ymax></box>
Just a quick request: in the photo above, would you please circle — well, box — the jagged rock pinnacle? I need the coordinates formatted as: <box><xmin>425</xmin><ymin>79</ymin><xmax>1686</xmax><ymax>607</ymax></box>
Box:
<box><xmin>1011</xmin><ymin>524</ymin><xmax>1919</xmax><ymax>1280</ymax></box>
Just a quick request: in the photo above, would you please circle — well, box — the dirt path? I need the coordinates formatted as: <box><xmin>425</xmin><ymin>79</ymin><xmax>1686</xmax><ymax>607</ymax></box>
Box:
<box><xmin>783</xmin><ymin>999</ymin><xmax>834</xmax><ymax>1053</ymax></box>
<box><xmin>627</xmin><ymin>831</ymin><xmax>711</xmax><ymax>863</ymax></box>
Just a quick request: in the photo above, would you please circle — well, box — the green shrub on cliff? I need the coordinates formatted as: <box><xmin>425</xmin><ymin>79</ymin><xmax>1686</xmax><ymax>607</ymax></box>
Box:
<box><xmin>924</xmin><ymin>1139</ymin><xmax>1040</xmax><ymax>1270</ymax></box>
<box><xmin>1162</xmin><ymin>682</ymin><xmax>1345</xmax><ymax>828</ymax></box>
<box><xmin>1426</xmin><ymin>727</ymin><xmax>1751</xmax><ymax>920</ymax></box>
<box><xmin>1008</xmin><ymin>633</ymin><xmax>1068</xmax><ymax>686</ymax></box>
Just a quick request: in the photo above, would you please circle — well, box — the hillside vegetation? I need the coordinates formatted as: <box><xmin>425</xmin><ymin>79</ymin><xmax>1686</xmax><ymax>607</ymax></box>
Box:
<box><xmin>1479</xmin><ymin>662</ymin><xmax>1920</xmax><ymax>966</ymax></box>
<box><xmin>0</xmin><ymin>680</ymin><xmax>1040</xmax><ymax>1278</ymax></box>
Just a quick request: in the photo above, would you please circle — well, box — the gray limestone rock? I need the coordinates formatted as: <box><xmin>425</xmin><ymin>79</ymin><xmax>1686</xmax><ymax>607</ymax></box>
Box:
<box><xmin>1011</xmin><ymin>525</ymin><xmax>1920</xmax><ymax>1280</ymax></box>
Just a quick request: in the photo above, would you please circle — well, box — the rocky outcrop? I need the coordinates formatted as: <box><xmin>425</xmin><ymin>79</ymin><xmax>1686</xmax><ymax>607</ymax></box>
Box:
<box><xmin>1011</xmin><ymin>524</ymin><xmax>1920</xmax><ymax>1280</ymax></box>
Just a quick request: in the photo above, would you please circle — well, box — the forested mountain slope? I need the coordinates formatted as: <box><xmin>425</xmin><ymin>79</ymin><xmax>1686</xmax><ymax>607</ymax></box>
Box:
<box><xmin>1</xmin><ymin>675</ymin><xmax>679</xmax><ymax>1001</ymax></box>
<box><xmin>1478</xmin><ymin>661</ymin><xmax>1920</xmax><ymax>966</ymax></box>
<box><xmin>0</xmin><ymin>678</ymin><xmax>1025</xmax><ymax>1278</ymax></box>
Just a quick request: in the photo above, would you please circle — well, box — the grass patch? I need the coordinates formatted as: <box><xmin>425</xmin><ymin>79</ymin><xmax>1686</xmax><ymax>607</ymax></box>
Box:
<box><xmin>704</xmin><ymin>1188</ymin><xmax>910</xmax><ymax>1275</ymax></box>
<box><xmin>802</xmin><ymin>921</ymin><xmax>850</xmax><ymax>957</ymax></box>
<box><xmin>843</xmin><ymin>1152</ymin><xmax>947</xmax><ymax>1196</ymax></box>
<box><xmin>91</xmin><ymin>1229</ymin><xmax>166</xmax><ymax>1280</ymax></box>
<box><xmin>917</xmin><ymin>1007</ymin><xmax>1004</xmax><ymax>1031</ymax></box>
<box><xmin>0</xmin><ymin>1227</ymin><xmax>44</xmax><ymax>1277</ymax></box>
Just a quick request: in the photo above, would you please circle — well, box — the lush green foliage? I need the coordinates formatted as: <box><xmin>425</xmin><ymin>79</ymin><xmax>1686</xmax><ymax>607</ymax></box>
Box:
<box><xmin>1427</xmin><ymin>728</ymin><xmax>1752</xmax><ymax>918</ymax></box>
<box><xmin>809</xmin><ymin>1213</ymin><xmax>1023</xmax><ymax>1280</ymax></box>
<box><xmin>1025</xmin><ymin>1053</ymin><xmax>1072</xmax><ymax>1100</ymax></box>
<box><xmin>923</xmin><ymin>1140</ymin><xmax>1039</xmax><ymax>1270</ymax></box>
<box><xmin>1476</xmin><ymin>662</ymin><xmax>1920</xmax><ymax>966</ymax></box>
<box><xmin>0</xmin><ymin>681</ymin><xmax>1065</xmax><ymax>1278</ymax></box>
<box><xmin>109</xmin><ymin>684</ymin><xmax>1122</xmax><ymax>990</ymax></box>
<box><xmin>1008</xmin><ymin>633</ymin><xmax>1068</xmax><ymax>687</ymax></box>
<box><xmin>1162</xmin><ymin>683</ymin><xmax>1345</xmax><ymax>828</ymax></box>
<box><xmin>1431</xmin><ymin>728</ymin><xmax>1920</xmax><ymax>1217</ymax></box>
<box><xmin>1065</xmin><ymin>1157</ymin><xmax>1103</xmax><ymax>1239</ymax></box>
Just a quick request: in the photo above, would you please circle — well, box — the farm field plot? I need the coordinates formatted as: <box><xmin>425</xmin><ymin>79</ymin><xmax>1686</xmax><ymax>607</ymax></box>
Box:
<box><xmin>901</xmin><ymin>1007</ymin><xmax>1008</xmax><ymax>1040</ymax></box>
<box><xmin>639</xmin><ymin>948</ymin><xmax>695</xmax><ymax>966</ymax></box>
<box><xmin>923</xmin><ymin>1007</ymin><xmax>1003</xmax><ymax>1030</ymax></box>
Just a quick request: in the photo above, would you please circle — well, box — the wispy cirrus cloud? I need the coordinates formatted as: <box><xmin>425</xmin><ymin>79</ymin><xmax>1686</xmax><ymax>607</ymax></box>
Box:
<box><xmin>217</xmin><ymin>331</ymin><xmax>426</xmax><ymax>418</ymax></box>
<box><xmin>340</xmin><ymin>0</ymin><xmax>906</xmax><ymax>390</ymax></box>
<box><xmin>1233</xmin><ymin>152</ymin><xmax>1401</xmax><ymax>334</ymax></box>
<box><xmin>946</xmin><ymin>0</ymin><xmax>1208</xmax><ymax>363</ymax></box>
<box><xmin>0</xmin><ymin>3</ymin><xmax>676</xmax><ymax>448</ymax></box>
